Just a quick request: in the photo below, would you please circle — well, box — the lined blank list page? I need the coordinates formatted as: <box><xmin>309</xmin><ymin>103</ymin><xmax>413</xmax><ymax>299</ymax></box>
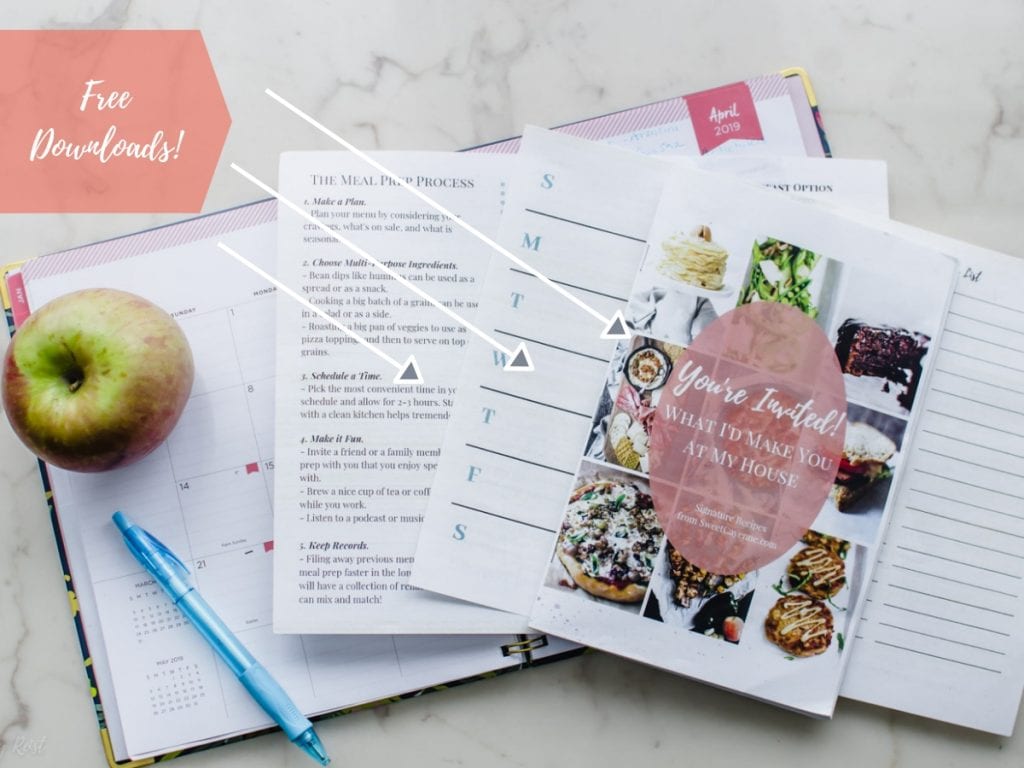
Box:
<box><xmin>843</xmin><ymin>242</ymin><xmax>1024</xmax><ymax>736</ymax></box>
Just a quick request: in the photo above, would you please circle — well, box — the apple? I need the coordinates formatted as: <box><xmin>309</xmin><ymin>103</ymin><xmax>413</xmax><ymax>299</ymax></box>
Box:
<box><xmin>2</xmin><ymin>288</ymin><xmax>194</xmax><ymax>472</ymax></box>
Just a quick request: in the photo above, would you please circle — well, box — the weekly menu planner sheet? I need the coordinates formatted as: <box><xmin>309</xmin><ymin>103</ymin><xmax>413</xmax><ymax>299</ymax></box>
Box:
<box><xmin>9</xmin><ymin>208</ymin><xmax>555</xmax><ymax>762</ymax></box>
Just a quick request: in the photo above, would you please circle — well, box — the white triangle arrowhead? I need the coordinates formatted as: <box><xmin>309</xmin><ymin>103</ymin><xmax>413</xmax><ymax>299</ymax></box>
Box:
<box><xmin>503</xmin><ymin>343</ymin><xmax>534</xmax><ymax>372</ymax></box>
<box><xmin>394</xmin><ymin>356</ymin><xmax>423</xmax><ymax>384</ymax></box>
<box><xmin>600</xmin><ymin>310</ymin><xmax>630</xmax><ymax>340</ymax></box>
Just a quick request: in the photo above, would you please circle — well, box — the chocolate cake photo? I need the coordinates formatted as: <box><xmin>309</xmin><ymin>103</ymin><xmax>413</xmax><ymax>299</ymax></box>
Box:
<box><xmin>834</xmin><ymin>319</ymin><xmax>930</xmax><ymax>411</ymax></box>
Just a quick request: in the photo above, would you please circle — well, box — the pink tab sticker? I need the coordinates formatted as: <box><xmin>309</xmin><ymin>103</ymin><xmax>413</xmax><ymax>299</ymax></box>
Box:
<box><xmin>685</xmin><ymin>81</ymin><xmax>764</xmax><ymax>154</ymax></box>
<box><xmin>7</xmin><ymin>273</ymin><xmax>31</xmax><ymax>328</ymax></box>
<box><xmin>649</xmin><ymin>302</ymin><xmax>846</xmax><ymax>574</ymax></box>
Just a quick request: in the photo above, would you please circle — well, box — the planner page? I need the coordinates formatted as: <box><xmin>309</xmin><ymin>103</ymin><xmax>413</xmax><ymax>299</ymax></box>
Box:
<box><xmin>18</xmin><ymin>212</ymin><xmax>524</xmax><ymax>761</ymax></box>
<box><xmin>840</xmin><ymin>234</ymin><xmax>1024</xmax><ymax>736</ymax></box>
<box><xmin>272</xmin><ymin>152</ymin><xmax>521</xmax><ymax>633</ymax></box>
<box><xmin>527</xmin><ymin>153</ymin><xmax>956</xmax><ymax>718</ymax></box>
<box><xmin>412</xmin><ymin>129</ymin><xmax>891</xmax><ymax>625</ymax></box>
<box><xmin>472</xmin><ymin>71</ymin><xmax>827</xmax><ymax>158</ymax></box>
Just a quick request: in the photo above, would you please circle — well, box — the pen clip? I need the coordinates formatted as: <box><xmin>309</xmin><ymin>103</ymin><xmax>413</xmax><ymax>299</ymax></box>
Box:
<box><xmin>140</xmin><ymin>528</ymin><xmax>191</xmax><ymax>578</ymax></box>
<box><xmin>121</xmin><ymin>524</ymin><xmax>192</xmax><ymax>582</ymax></box>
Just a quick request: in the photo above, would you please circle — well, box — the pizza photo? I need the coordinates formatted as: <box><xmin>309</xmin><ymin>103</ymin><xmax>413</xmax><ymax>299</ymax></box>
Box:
<box><xmin>553</xmin><ymin>475</ymin><xmax>664</xmax><ymax>604</ymax></box>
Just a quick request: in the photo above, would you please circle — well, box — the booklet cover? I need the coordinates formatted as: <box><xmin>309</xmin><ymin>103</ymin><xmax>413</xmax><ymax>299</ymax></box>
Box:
<box><xmin>528</xmin><ymin>159</ymin><xmax>958</xmax><ymax>716</ymax></box>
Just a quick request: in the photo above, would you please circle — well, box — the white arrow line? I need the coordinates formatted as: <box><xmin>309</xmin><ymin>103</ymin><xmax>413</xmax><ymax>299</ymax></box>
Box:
<box><xmin>264</xmin><ymin>87</ymin><xmax>630</xmax><ymax>341</ymax></box>
<box><xmin>229</xmin><ymin>163</ymin><xmax>532</xmax><ymax>371</ymax></box>
<box><xmin>217</xmin><ymin>242</ymin><xmax>423</xmax><ymax>385</ymax></box>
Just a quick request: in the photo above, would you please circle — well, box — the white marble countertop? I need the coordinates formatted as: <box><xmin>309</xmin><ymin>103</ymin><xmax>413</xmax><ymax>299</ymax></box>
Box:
<box><xmin>1</xmin><ymin>2</ymin><xmax>1023</xmax><ymax>766</ymax></box>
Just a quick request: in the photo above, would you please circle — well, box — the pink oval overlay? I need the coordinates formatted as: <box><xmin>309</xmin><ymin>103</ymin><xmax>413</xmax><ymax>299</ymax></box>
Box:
<box><xmin>649</xmin><ymin>302</ymin><xmax>846</xmax><ymax>574</ymax></box>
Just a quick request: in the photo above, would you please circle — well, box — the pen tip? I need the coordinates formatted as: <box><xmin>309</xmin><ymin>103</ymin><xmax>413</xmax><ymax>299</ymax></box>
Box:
<box><xmin>295</xmin><ymin>728</ymin><xmax>330</xmax><ymax>766</ymax></box>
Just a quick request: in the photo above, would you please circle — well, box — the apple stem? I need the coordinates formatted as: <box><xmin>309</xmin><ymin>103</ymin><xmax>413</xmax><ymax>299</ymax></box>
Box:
<box><xmin>61</xmin><ymin>341</ymin><xmax>85</xmax><ymax>393</ymax></box>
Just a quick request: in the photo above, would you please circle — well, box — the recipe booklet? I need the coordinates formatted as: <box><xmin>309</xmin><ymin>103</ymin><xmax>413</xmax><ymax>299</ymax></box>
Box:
<box><xmin>525</xmin><ymin>154</ymin><xmax>956</xmax><ymax>717</ymax></box>
<box><xmin>411</xmin><ymin>129</ymin><xmax>890</xmax><ymax>624</ymax></box>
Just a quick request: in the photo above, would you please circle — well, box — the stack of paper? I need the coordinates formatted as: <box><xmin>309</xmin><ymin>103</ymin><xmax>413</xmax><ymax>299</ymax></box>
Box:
<box><xmin>269</xmin><ymin>132</ymin><xmax>1024</xmax><ymax>732</ymax></box>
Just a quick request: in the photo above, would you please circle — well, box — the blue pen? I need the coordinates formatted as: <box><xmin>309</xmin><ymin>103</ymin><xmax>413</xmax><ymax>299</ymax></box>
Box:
<box><xmin>112</xmin><ymin>511</ymin><xmax>330</xmax><ymax>765</ymax></box>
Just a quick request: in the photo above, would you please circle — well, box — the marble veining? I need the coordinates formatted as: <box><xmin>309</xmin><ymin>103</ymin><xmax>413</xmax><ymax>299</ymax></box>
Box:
<box><xmin>1</xmin><ymin>1</ymin><xmax>1023</xmax><ymax>766</ymax></box>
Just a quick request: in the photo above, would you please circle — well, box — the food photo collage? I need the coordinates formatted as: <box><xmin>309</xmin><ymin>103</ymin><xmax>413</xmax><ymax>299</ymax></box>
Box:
<box><xmin>540</xmin><ymin>186</ymin><xmax>942</xmax><ymax>679</ymax></box>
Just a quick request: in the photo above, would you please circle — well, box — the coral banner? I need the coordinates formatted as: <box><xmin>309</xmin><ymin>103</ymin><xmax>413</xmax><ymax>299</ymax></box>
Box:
<box><xmin>0</xmin><ymin>30</ymin><xmax>230</xmax><ymax>212</ymax></box>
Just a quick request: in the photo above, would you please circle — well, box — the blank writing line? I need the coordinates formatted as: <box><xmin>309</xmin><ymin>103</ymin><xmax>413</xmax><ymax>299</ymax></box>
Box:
<box><xmin>913</xmin><ymin>469</ymin><xmax>1024</xmax><ymax>502</ymax></box>
<box><xmin>895</xmin><ymin>545</ymin><xmax>1020</xmax><ymax>579</ymax></box>
<box><xmin>947</xmin><ymin>310</ymin><xmax>1024</xmax><ymax>337</ymax></box>
<box><xmin>882</xmin><ymin>601</ymin><xmax>1011</xmax><ymax>636</ymax></box>
<box><xmin>929</xmin><ymin>388</ymin><xmax>1024</xmax><ymax>417</ymax></box>
<box><xmin>508</xmin><ymin>268</ymin><xmax>629</xmax><ymax>303</ymax></box>
<box><xmin>933</xmin><ymin>367</ymin><xmax>1024</xmax><ymax>397</ymax></box>
<box><xmin>901</xmin><ymin>525</ymin><xmax>1024</xmax><ymax>561</ymax></box>
<box><xmin>524</xmin><ymin>208</ymin><xmax>646</xmax><ymax>243</ymax></box>
<box><xmin>872</xmin><ymin>640</ymin><xmax>1002</xmax><ymax>674</ymax></box>
<box><xmin>939</xmin><ymin>347</ymin><xmax>1024</xmax><ymax>374</ymax></box>
<box><xmin>945</xmin><ymin>328</ymin><xmax>1024</xmax><ymax>355</ymax></box>
<box><xmin>924</xmin><ymin>410</ymin><xmax>1023</xmax><ymax>440</ymax></box>
<box><xmin>878</xmin><ymin>622</ymin><xmax>1007</xmax><ymax>655</ymax></box>
<box><xmin>479</xmin><ymin>385</ymin><xmax>591</xmax><ymax>419</ymax></box>
<box><xmin>907</xmin><ymin>487</ymin><xmax>1024</xmax><ymax>523</ymax></box>
<box><xmin>921</xmin><ymin>428</ymin><xmax>1024</xmax><ymax>461</ymax></box>
<box><xmin>908</xmin><ymin>505</ymin><xmax>1024</xmax><ymax>542</ymax></box>
<box><xmin>889</xmin><ymin>563</ymin><xmax>1018</xmax><ymax>597</ymax></box>
<box><xmin>465</xmin><ymin>443</ymin><xmax>575</xmax><ymax>476</ymax></box>
<box><xmin>889</xmin><ymin>583</ymin><xmax>1015</xmax><ymax>616</ymax></box>
<box><xmin>918</xmin><ymin>447</ymin><xmax>1024</xmax><ymax>480</ymax></box>
<box><xmin>450</xmin><ymin>501</ymin><xmax>557</xmax><ymax>534</ymax></box>
<box><xmin>493</xmin><ymin>328</ymin><xmax>609</xmax><ymax>364</ymax></box>
<box><xmin>953</xmin><ymin>291</ymin><xmax>1024</xmax><ymax>316</ymax></box>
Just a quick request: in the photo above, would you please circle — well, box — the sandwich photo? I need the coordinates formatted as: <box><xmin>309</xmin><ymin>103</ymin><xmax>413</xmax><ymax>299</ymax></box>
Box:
<box><xmin>831</xmin><ymin>421</ymin><xmax>896</xmax><ymax>512</ymax></box>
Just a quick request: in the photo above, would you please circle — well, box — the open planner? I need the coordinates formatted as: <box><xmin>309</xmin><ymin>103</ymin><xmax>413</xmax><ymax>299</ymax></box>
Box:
<box><xmin>2</xmin><ymin>204</ymin><xmax>578</xmax><ymax>764</ymax></box>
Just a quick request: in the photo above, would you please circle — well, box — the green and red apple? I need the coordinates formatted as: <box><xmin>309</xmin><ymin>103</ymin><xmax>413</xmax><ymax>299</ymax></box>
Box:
<box><xmin>2</xmin><ymin>288</ymin><xmax>194</xmax><ymax>472</ymax></box>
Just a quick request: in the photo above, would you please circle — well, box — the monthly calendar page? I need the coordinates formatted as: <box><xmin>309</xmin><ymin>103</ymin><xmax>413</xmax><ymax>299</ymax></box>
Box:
<box><xmin>24</xmin><ymin>214</ymin><xmax>521</xmax><ymax>761</ymax></box>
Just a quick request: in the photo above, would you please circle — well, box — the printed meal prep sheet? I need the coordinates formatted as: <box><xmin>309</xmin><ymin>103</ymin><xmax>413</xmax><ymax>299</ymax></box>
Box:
<box><xmin>272</xmin><ymin>152</ymin><xmax>520</xmax><ymax>633</ymax></box>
